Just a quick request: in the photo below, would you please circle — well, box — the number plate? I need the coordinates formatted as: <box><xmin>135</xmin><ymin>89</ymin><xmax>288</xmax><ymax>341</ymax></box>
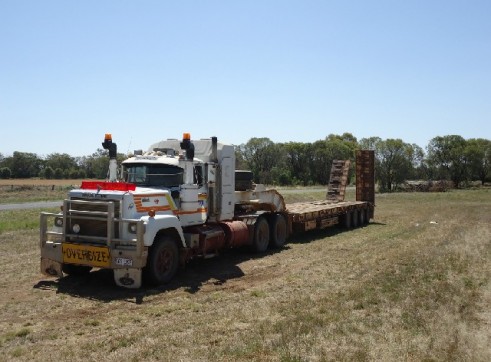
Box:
<box><xmin>115</xmin><ymin>257</ymin><xmax>133</xmax><ymax>267</ymax></box>
<box><xmin>62</xmin><ymin>243</ymin><xmax>110</xmax><ymax>268</ymax></box>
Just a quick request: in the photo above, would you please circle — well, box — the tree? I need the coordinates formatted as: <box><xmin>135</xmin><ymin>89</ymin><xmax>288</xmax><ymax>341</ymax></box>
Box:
<box><xmin>239</xmin><ymin>138</ymin><xmax>285</xmax><ymax>184</ymax></box>
<box><xmin>359</xmin><ymin>137</ymin><xmax>382</xmax><ymax>151</ymax></box>
<box><xmin>427</xmin><ymin>135</ymin><xmax>468</xmax><ymax>187</ymax></box>
<box><xmin>464</xmin><ymin>138</ymin><xmax>491</xmax><ymax>185</ymax></box>
<box><xmin>2</xmin><ymin>151</ymin><xmax>42</xmax><ymax>178</ymax></box>
<box><xmin>409</xmin><ymin>144</ymin><xmax>426</xmax><ymax>179</ymax></box>
<box><xmin>310</xmin><ymin>139</ymin><xmax>353</xmax><ymax>185</ymax></box>
<box><xmin>0</xmin><ymin>167</ymin><xmax>12</xmax><ymax>179</ymax></box>
<box><xmin>283</xmin><ymin>142</ymin><xmax>312</xmax><ymax>186</ymax></box>
<box><xmin>235</xmin><ymin>146</ymin><xmax>248</xmax><ymax>170</ymax></box>
<box><xmin>78</xmin><ymin>149</ymin><xmax>127</xmax><ymax>179</ymax></box>
<box><xmin>374</xmin><ymin>139</ymin><xmax>416</xmax><ymax>192</ymax></box>
<box><xmin>44</xmin><ymin>166</ymin><xmax>55</xmax><ymax>179</ymax></box>
<box><xmin>54</xmin><ymin>168</ymin><xmax>64</xmax><ymax>179</ymax></box>
<box><xmin>45</xmin><ymin>153</ymin><xmax>78</xmax><ymax>173</ymax></box>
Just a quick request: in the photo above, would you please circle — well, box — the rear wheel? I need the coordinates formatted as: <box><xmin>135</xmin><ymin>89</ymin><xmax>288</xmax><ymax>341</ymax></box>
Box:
<box><xmin>270</xmin><ymin>214</ymin><xmax>287</xmax><ymax>249</ymax></box>
<box><xmin>144</xmin><ymin>236</ymin><xmax>179</xmax><ymax>285</ymax></box>
<box><xmin>351</xmin><ymin>210</ymin><xmax>359</xmax><ymax>228</ymax></box>
<box><xmin>253</xmin><ymin>217</ymin><xmax>270</xmax><ymax>252</ymax></box>
<box><xmin>343</xmin><ymin>211</ymin><xmax>352</xmax><ymax>228</ymax></box>
<box><xmin>359</xmin><ymin>208</ymin><xmax>365</xmax><ymax>225</ymax></box>
<box><xmin>62</xmin><ymin>264</ymin><xmax>92</xmax><ymax>276</ymax></box>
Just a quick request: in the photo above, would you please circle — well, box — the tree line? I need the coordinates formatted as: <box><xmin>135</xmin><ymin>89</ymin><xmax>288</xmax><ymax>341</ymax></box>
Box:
<box><xmin>1</xmin><ymin>134</ymin><xmax>490</xmax><ymax>191</ymax></box>
<box><xmin>235</xmin><ymin>134</ymin><xmax>491</xmax><ymax>191</ymax></box>
<box><xmin>0</xmin><ymin>149</ymin><xmax>126</xmax><ymax>181</ymax></box>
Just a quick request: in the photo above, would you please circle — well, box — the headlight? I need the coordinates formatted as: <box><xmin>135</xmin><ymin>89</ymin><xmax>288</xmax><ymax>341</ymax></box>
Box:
<box><xmin>54</xmin><ymin>217</ymin><xmax>63</xmax><ymax>227</ymax></box>
<box><xmin>72</xmin><ymin>224</ymin><xmax>81</xmax><ymax>234</ymax></box>
<box><xmin>128</xmin><ymin>223</ymin><xmax>138</xmax><ymax>234</ymax></box>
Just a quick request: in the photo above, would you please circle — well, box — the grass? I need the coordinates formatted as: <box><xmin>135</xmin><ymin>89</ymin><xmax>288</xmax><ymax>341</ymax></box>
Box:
<box><xmin>0</xmin><ymin>179</ymin><xmax>80</xmax><ymax>204</ymax></box>
<box><xmin>0</xmin><ymin>188</ymin><xmax>490</xmax><ymax>361</ymax></box>
<box><xmin>0</xmin><ymin>208</ymin><xmax>59</xmax><ymax>234</ymax></box>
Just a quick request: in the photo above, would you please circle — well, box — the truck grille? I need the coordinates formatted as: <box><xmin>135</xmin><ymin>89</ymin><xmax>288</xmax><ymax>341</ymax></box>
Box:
<box><xmin>65</xmin><ymin>198</ymin><xmax>121</xmax><ymax>243</ymax></box>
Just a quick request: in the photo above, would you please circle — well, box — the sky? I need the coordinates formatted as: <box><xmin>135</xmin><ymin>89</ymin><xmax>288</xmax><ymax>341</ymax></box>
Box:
<box><xmin>1</xmin><ymin>0</ymin><xmax>490</xmax><ymax>157</ymax></box>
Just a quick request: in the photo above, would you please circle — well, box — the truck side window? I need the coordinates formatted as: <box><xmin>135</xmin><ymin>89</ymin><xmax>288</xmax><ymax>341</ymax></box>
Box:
<box><xmin>194</xmin><ymin>165</ymin><xmax>203</xmax><ymax>185</ymax></box>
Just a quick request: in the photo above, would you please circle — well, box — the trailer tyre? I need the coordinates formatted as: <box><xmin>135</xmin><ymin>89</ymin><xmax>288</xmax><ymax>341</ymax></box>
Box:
<box><xmin>359</xmin><ymin>208</ymin><xmax>365</xmax><ymax>225</ymax></box>
<box><xmin>62</xmin><ymin>264</ymin><xmax>92</xmax><ymax>276</ymax></box>
<box><xmin>270</xmin><ymin>214</ymin><xmax>287</xmax><ymax>249</ymax></box>
<box><xmin>253</xmin><ymin>217</ymin><xmax>270</xmax><ymax>253</ymax></box>
<box><xmin>364</xmin><ymin>208</ymin><xmax>370</xmax><ymax>224</ymax></box>
<box><xmin>352</xmin><ymin>210</ymin><xmax>359</xmax><ymax>228</ymax></box>
<box><xmin>144</xmin><ymin>236</ymin><xmax>179</xmax><ymax>285</ymax></box>
<box><xmin>343</xmin><ymin>211</ymin><xmax>352</xmax><ymax>228</ymax></box>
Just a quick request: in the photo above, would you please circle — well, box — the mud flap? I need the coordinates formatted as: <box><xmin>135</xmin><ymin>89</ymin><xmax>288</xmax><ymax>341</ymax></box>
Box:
<box><xmin>114</xmin><ymin>268</ymin><xmax>142</xmax><ymax>289</ymax></box>
<box><xmin>40</xmin><ymin>258</ymin><xmax>63</xmax><ymax>278</ymax></box>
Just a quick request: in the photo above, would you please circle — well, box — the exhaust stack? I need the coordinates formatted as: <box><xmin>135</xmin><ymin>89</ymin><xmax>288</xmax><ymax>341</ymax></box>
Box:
<box><xmin>102</xmin><ymin>134</ymin><xmax>118</xmax><ymax>182</ymax></box>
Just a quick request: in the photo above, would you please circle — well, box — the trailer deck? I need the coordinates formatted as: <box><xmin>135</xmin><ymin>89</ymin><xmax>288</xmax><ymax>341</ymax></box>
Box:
<box><xmin>285</xmin><ymin>150</ymin><xmax>375</xmax><ymax>234</ymax></box>
<box><xmin>287</xmin><ymin>200</ymin><xmax>370</xmax><ymax>233</ymax></box>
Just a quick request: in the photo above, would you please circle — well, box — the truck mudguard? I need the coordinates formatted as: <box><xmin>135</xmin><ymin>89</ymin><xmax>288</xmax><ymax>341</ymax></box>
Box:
<box><xmin>141</xmin><ymin>214</ymin><xmax>186</xmax><ymax>247</ymax></box>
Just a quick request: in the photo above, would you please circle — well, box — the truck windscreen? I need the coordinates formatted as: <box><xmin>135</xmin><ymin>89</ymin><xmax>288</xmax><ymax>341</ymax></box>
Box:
<box><xmin>124</xmin><ymin>164</ymin><xmax>183</xmax><ymax>187</ymax></box>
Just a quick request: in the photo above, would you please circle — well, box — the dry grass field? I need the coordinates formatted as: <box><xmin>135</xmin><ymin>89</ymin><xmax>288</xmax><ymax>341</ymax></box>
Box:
<box><xmin>0</xmin><ymin>188</ymin><xmax>490</xmax><ymax>361</ymax></box>
<box><xmin>0</xmin><ymin>179</ymin><xmax>82</xmax><ymax>204</ymax></box>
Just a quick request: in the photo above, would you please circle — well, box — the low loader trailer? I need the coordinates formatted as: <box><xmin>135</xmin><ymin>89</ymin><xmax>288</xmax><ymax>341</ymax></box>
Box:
<box><xmin>40</xmin><ymin>134</ymin><xmax>374</xmax><ymax>288</ymax></box>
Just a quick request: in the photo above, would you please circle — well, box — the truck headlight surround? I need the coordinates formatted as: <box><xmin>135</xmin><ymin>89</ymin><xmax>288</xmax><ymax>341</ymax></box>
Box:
<box><xmin>128</xmin><ymin>222</ymin><xmax>138</xmax><ymax>234</ymax></box>
<box><xmin>128</xmin><ymin>222</ymin><xmax>145</xmax><ymax>234</ymax></box>
<box><xmin>54</xmin><ymin>217</ymin><xmax>63</xmax><ymax>227</ymax></box>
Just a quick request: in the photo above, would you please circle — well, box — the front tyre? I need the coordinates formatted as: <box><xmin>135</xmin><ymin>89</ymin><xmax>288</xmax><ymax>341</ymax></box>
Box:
<box><xmin>144</xmin><ymin>236</ymin><xmax>179</xmax><ymax>285</ymax></box>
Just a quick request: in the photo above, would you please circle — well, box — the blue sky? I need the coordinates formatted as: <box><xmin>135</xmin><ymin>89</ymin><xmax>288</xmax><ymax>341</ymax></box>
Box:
<box><xmin>1</xmin><ymin>0</ymin><xmax>490</xmax><ymax>157</ymax></box>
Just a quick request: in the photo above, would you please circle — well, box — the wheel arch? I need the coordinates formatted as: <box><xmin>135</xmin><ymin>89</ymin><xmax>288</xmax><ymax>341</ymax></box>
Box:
<box><xmin>141</xmin><ymin>214</ymin><xmax>185</xmax><ymax>247</ymax></box>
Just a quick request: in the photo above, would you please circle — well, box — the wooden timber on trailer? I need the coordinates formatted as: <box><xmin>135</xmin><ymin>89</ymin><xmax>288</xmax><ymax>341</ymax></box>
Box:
<box><xmin>285</xmin><ymin>150</ymin><xmax>375</xmax><ymax>234</ymax></box>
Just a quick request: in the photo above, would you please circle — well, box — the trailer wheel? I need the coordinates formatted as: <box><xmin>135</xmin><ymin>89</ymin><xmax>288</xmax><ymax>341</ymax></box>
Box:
<box><xmin>359</xmin><ymin>208</ymin><xmax>365</xmax><ymax>225</ymax></box>
<box><xmin>62</xmin><ymin>264</ymin><xmax>92</xmax><ymax>276</ymax></box>
<box><xmin>144</xmin><ymin>236</ymin><xmax>179</xmax><ymax>285</ymax></box>
<box><xmin>352</xmin><ymin>210</ymin><xmax>359</xmax><ymax>228</ymax></box>
<box><xmin>343</xmin><ymin>211</ymin><xmax>352</xmax><ymax>228</ymax></box>
<box><xmin>270</xmin><ymin>214</ymin><xmax>287</xmax><ymax>249</ymax></box>
<box><xmin>253</xmin><ymin>217</ymin><xmax>270</xmax><ymax>252</ymax></box>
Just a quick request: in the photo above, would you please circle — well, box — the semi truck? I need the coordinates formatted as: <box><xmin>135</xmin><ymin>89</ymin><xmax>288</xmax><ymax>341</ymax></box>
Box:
<box><xmin>40</xmin><ymin>133</ymin><xmax>375</xmax><ymax>288</ymax></box>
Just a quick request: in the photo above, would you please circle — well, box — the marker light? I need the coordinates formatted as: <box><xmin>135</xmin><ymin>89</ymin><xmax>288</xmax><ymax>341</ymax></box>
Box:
<box><xmin>105</xmin><ymin>133</ymin><xmax>112</xmax><ymax>141</ymax></box>
<box><xmin>183</xmin><ymin>132</ymin><xmax>191</xmax><ymax>141</ymax></box>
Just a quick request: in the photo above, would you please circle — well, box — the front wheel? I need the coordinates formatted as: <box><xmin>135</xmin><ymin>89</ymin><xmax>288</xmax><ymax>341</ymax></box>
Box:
<box><xmin>144</xmin><ymin>236</ymin><xmax>179</xmax><ymax>285</ymax></box>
